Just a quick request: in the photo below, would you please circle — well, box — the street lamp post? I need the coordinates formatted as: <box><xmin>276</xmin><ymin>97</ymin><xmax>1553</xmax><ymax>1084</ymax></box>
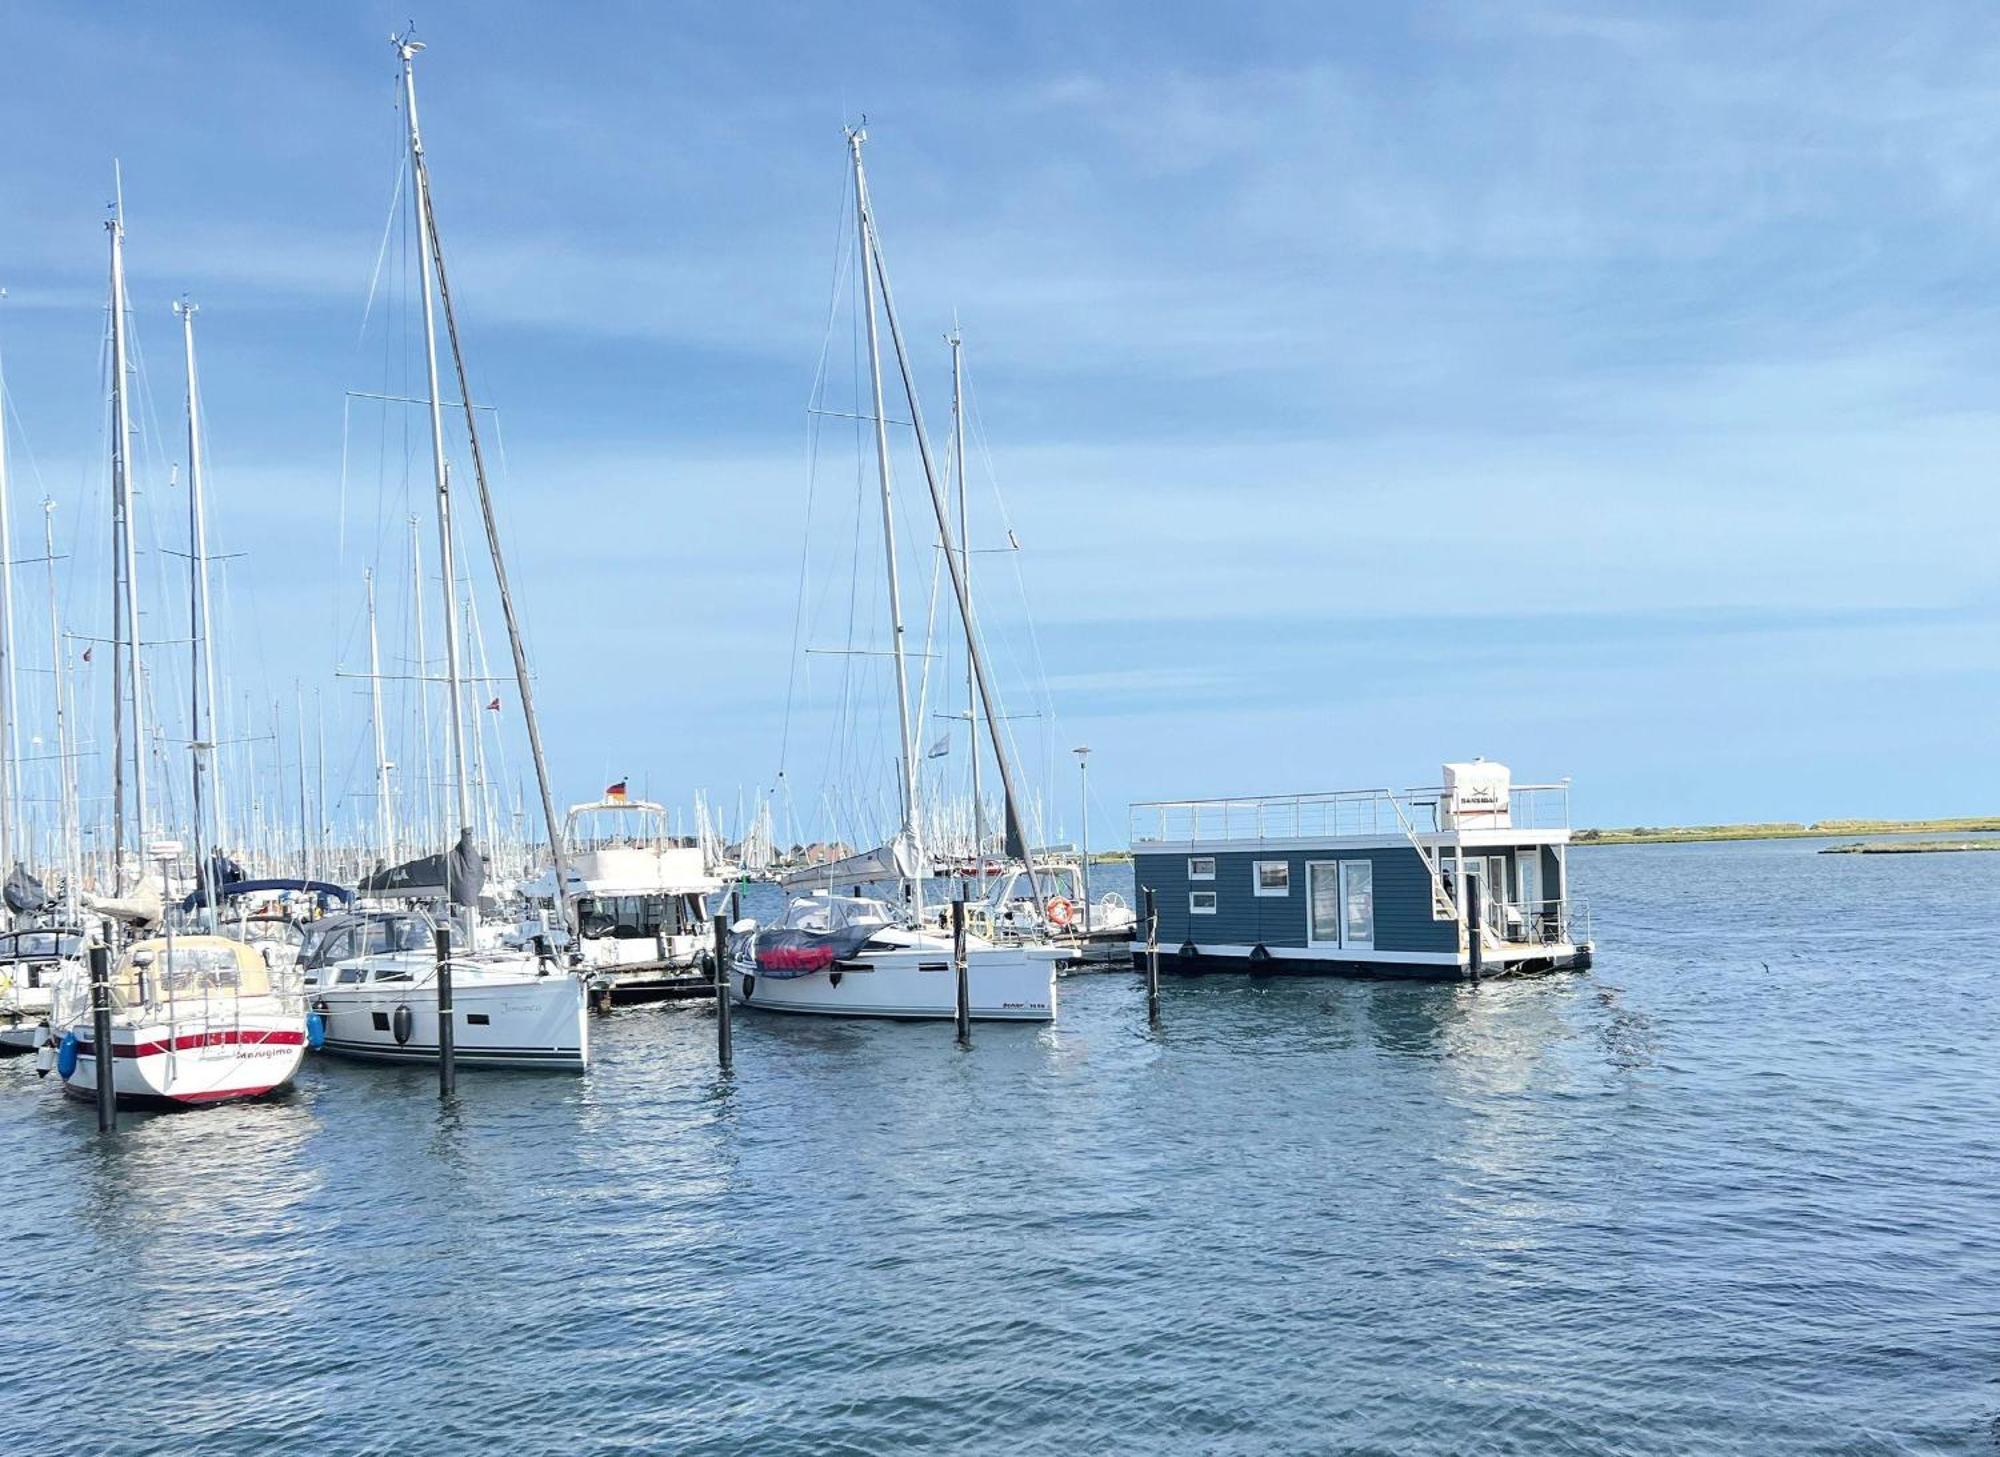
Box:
<box><xmin>1074</xmin><ymin>746</ymin><xmax>1092</xmax><ymax>934</ymax></box>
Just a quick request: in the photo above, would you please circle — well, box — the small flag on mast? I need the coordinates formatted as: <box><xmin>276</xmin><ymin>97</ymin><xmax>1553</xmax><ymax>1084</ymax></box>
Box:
<box><xmin>82</xmin><ymin>646</ymin><xmax>92</xmax><ymax>663</ymax></box>
<box><xmin>606</xmin><ymin>779</ymin><xmax>628</xmax><ymax>801</ymax></box>
<box><xmin>486</xmin><ymin>697</ymin><xmax>501</xmax><ymax>711</ymax></box>
<box><xmin>926</xmin><ymin>733</ymin><xmax>950</xmax><ymax>760</ymax></box>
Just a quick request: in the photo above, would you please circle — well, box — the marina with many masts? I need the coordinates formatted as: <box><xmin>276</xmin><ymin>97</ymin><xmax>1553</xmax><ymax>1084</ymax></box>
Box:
<box><xmin>0</xmin><ymin>33</ymin><xmax>1585</xmax><ymax>1118</ymax></box>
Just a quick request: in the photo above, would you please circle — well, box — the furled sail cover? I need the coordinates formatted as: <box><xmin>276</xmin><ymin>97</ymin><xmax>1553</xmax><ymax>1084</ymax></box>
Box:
<box><xmin>728</xmin><ymin>922</ymin><xmax>878</xmax><ymax>979</ymax></box>
<box><xmin>447</xmin><ymin>829</ymin><xmax>485</xmax><ymax>910</ymax></box>
<box><xmin>4</xmin><ymin>863</ymin><xmax>50</xmax><ymax>914</ymax></box>
<box><xmin>360</xmin><ymin>852</ymin><xmax>448</xmax><ymax>898</ymax></box>
<box><xmin>777</xmin><ymin>833</ymin><xmax>919</xmax><ymax>894</ymax></box>
<box><xmin>1003</xmin><ymin>799</ymin><xmax>1029</xmax><ymax>864</ymax></box>
<box><xmin>82</xmin><ymin>878</ymin><xmax>163</xmax><ymax>928</ymax></box>
<box><xmin>197</xmin><ymin>852</ymin><xmax>246</xmax><ymax>899</ymax></box>
<box><xmin>361</xmin><ymin>832</ymin><xmax>485</xmax><ymax>906</ymax></box>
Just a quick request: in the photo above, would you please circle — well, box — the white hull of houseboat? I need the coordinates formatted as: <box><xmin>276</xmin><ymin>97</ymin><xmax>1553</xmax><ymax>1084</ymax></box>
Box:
<box><xmin>314</xmin><ymin>968</ymin><xmax>589</xmax><ymax>1071</ymax></box>
<box><xmin>731</xmin><ymin>940</ymin><xmax>1059</xmax><ymax>1022</ymax></box>
<box><xmin>62</xmin><ymin>1011</ymin><xmax>306</xmax><ymax>1106</ymax></box>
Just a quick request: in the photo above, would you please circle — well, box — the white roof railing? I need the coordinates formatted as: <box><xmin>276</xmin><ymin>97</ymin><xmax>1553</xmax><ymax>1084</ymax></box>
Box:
<box><xmin>1130</xmin><ymin>783</ymin><xmax>1572</xmax><ymax>846</ymax></box>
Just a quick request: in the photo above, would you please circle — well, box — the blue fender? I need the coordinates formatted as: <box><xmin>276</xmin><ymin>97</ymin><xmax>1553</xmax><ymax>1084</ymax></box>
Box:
<box><xmin>305</xmin><ymin>1011</ymin><xmax>326</xmax><ymax>1051</ymax></box>
<box><xmin>56</xmin><ymin>1031</ymin><xmax>78</xmax><ymax>1080</ymax></box>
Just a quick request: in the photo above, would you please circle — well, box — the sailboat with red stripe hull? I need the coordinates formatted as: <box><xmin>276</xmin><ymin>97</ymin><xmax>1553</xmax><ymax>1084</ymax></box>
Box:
<box><xmin>55</xmin><ymin>936</ymin><xmax>307</xmax><ymax>1107</ymax></box>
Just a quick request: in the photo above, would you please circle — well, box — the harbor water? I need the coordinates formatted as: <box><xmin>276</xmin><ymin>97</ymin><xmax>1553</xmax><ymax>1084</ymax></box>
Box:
<box><xmin>3</xmin><ymin>837</ymin><xmax>1996</xmax><ymax>1454</ymax></box>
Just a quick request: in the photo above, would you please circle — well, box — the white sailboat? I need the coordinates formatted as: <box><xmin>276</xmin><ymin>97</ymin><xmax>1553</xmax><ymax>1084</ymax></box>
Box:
<box><xmin>53</xmin><ymin>934</ymin><xmax>307</xmax><ymax>1105</ymax></box>
<box><xmin>301</xmin><ymin>907</ymin><xmax>586</xmax><ymax>1070</ymax></box>
<box><xmin>51</xmin><ymin>197</ymin><xmax>308</xmax><ymax>1106</ymax></box>
<box><xmin>730</xmin><ymin>129</ymin><xmax>1060</xmax><ymax>1023</ymax></box>
<box><xmin>312</xmin><ymin>35</ymin><xmax>588</xmax><ymax>1070</ymax></box>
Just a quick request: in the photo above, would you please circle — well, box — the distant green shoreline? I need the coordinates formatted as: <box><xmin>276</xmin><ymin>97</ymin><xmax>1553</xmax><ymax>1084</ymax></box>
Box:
<box><xmin>1575</xmin><ymin>818</ymin><xmax>2000</xmax><ymax>846</ymax></box>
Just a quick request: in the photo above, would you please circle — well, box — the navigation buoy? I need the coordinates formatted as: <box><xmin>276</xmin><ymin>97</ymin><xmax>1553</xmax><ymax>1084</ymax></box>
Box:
<box><xmin>391</xmin><ymin>1003</ymin><xmax>414</xmax><ymax>1046</ymax></box>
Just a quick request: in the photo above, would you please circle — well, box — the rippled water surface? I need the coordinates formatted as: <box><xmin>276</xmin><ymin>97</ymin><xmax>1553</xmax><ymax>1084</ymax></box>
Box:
<box><xmin>5</xmin><ymin>839</ymin><xmax>1998</xmax><ymax>1454</ymax></box>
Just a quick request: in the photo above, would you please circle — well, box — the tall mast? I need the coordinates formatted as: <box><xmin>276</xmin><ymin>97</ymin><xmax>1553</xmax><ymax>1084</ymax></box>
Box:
<box><xmin>294</xmin><ymin>683</ymin><xmax>309</xmax><ymax>881</ymax></box>
<box><xmin>107</xmin><ymin>178</ymin><xmax>149</xmax><ymax>880</ymax></box>
<box><xmin>401</xmin><ymin>36</ymin><xmax>577</xmax><ymax>934</ymax></box>
<box><xmin>858</xmin><ymin>142</ymin><xmax>1042</xmax><ymax>913</ymax></box>
<box><xmin>0</xmin><ymin>300</ymin><xmax>15</xmax><ymax>884</ymax></box>
<box><xmin>849</xmin><ymin>128</ymin><xmax>924</xmax><ymax>924</ymax></box>
<box><xmin>365</xmin><ymin>568</ymin><xmax>395</xmax><ymax>859</ymax></box>
<box><xmin>43</xmin><ymin>503</ymin><xmax>77</xmax><ymax>919</ymax></box>
<box><xmin>408</xmin><ymin>513</ymin><xmax>434</xmax><ymax>854</ymax></box>
<box><xmin>950</xmin><ymin>328</ymin><xmax>985</xmax><ymax>880</ymax></box>
<box><xmin>177</xmin><ymin>300</ymin><xmax>222</xmax><ymax>920</ymax></box>
<box><xmin>395</xmin><ymin>36</ymin><xmax>473</xmax><ymax>863</ymax></box>
<box><xmin>464</xmin><ymin>587</ymin><xmax>491</xmax><ymax>851</ymax></box>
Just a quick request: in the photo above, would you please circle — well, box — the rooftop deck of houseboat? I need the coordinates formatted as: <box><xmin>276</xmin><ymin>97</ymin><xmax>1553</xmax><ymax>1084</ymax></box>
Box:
<box><xmin>1130</xmin><ymin>780</ymin><xmax>1575</xmax><ymax>847</ymax></box>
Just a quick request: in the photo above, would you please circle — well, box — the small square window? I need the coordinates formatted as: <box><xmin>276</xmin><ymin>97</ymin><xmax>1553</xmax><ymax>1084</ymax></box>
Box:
<box><xmin>1254</xmin><ymin>861</ymin><xmax>1290</xmax><ymax>896</ymax></box>
<box><xmin>1190</xmin><ymin>891</ymin><xmax>1217</xmax><ymax>915</ymax></box>
<box><xmin>1188</xmin><ymin>857</ymin><xmax>1216</xmax><ymax>881</ymax></box>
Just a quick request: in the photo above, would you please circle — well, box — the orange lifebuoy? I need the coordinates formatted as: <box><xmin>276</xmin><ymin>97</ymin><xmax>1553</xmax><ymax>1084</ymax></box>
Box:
<box><xmin>1046</xmin><ymin>896</ymin><xmax>1075</xmax><ymax>929</ymax></box>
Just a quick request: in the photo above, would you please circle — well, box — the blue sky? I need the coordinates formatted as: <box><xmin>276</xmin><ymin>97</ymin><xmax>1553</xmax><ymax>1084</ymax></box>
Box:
<box><xmin>2</xmin><ymin>1</ymin><xmax>1997</xmax><ymax>854</ymax></box>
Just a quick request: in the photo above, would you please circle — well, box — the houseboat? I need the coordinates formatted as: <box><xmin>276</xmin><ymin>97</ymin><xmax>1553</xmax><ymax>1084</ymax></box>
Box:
<box><xmin>1129</xmin><ymin>761</ymin><xmax>1592</xmax><ymax>980</ymax></box>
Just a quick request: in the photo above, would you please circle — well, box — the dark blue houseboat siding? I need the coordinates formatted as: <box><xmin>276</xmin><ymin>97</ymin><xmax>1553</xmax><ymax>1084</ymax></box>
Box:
<box><xmin>1135</xmin><ymin>846</ymin><xmax>1456</xmax><ymax>956</ymax></box>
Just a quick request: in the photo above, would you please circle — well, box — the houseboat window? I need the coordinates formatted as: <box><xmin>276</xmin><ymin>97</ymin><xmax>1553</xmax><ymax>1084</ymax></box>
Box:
<box><xmin>1433</xmin><ymin>859</ymin><xmax>1457</xmax><ymax>921</ymax></box>
<box><xmin>1517</xmin><ymin>851</ymin><xmax>1541</xmax><ymax>910</ymax></box>
<box><xmin>1189</xmin><ymin>891</ymin><xmax>1217</xmax><ymax>915</ymax></box>
<box><xmin>1341</xmin><ymin>862</ymin><xmax>1374</xmax><ymax>949</ymax></box>
<box><xmin>1308</xmin><ymin>864</ymin><xmax>1341</xmax><ymax>945</ymax></box>
<box><xmin>1188</xmin><ymin>857</ymin><xmax>1215</xmax><ymax>881</ymax></box>
<box><xmin>1253</xmin><ymin>861</ymin><xmax>1290</xmax><ymax>896</ymax></box>
<box><xmin>1308</xmin><ymin>861</ymin><xmax>1373</xmax><ymax>949</ymax></box>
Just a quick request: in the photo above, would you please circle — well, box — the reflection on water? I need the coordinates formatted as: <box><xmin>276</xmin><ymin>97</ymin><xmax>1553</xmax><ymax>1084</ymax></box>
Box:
<box><xmin>2</xmin><ymin>839</ymin><xmax>1997</xmax><ymax>1453</ymax></box>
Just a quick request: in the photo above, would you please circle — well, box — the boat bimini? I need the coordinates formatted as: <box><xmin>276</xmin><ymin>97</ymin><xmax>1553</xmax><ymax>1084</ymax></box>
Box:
<box><xmin>304</xmin><ymin>907</ymin><xmax>588</xmax><ymax>1071</ymax></box>
<box><xmin>49</xmin><ymin>935</ymin><xmax>307</xmax><ymax>1107</ymax></box>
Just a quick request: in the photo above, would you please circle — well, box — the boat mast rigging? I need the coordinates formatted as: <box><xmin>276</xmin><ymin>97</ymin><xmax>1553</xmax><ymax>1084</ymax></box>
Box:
<box><xmin>848</xmin><ymin>126</ymin><xmax>925</xmax><ymax>925</ymax></box>
<box><xmin>107</xmin><ymin>177</ymin><xmax>150</xmax><ymax>887</ymax></box>
<box><xmin>177</xmin><ymin>298</ymin><xmax>222</xmax><ymax>924</ymax></box>
<box><xmin>395</xmin><ymin>36</ymin><xmax>474</xmax><ymax>876</ymax></box>
<box><xmin>949</xmin><ymin>327</ymin><xmax>986</xmax><ymax>882</ymax></box>
<box><xmin>852</xmin><ymin>137</ymin><xmax>1044</xmax><ymax>916</ymax></box>
<box><xmin>397</xmin><ymin>32</ymin><xmax>576</xmax><ymax>935</ymax></box>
